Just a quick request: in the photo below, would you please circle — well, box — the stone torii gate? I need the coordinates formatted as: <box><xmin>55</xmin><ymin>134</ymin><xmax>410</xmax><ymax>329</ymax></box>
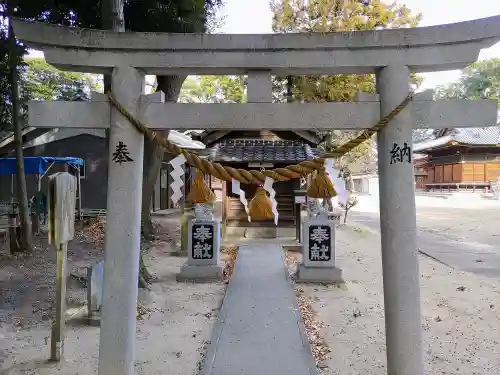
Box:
<box><xmin>13</xmin><ymin>16</ymin><xmax>500</xmax><ymax>375</ymax></box>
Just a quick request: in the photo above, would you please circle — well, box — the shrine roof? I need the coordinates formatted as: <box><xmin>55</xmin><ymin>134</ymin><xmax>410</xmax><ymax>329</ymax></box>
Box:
<box><xmin>202</xmin><ymin>139</ymin><xmax>318</xmax><ymax>163</ymax></box>
<box><xmin>413</xmin><ymin>127</ymin><xmax>500</xmax><ymax>152</ymax></box>
<box><xmin>194</xmin><ymin>130</ymin><xmax>324</xmax><ymax>147</ymax></box>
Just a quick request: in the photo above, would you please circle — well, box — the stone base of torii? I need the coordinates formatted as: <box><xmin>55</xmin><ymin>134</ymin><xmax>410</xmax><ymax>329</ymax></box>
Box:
<box><xmin>12</xmin><ymin>15</ymin><xmax>500</xmax><ymax>375</ymax></box>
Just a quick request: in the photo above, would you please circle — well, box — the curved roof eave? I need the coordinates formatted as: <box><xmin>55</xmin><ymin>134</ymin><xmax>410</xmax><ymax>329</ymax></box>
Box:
<box><xmin>168</xmin><ymin>130</ymin><xmax>206</xmax><ymax>150</ymax></box>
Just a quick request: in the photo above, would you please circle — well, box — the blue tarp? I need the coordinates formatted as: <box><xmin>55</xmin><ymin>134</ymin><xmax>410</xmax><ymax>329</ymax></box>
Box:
<box><xmin>0</xmin><ymin>157</ymin><xmax>84</xmax><ymax>175</ymax></box>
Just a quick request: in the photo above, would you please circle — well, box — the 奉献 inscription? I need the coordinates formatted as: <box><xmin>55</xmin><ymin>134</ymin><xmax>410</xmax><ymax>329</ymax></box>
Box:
<box><xmin>389</xmin><ymin>142</ymin><xmax>411</xmax><ymax>164</ymax></box>
<box><xmin>112</xmin><ymin>141</ymin><xmax>134</xmax><ymax>165</ymax></box>
<box><xmin>308</xmin><ymin>225</ymin><xmax>331</xmax><ymax>261</ymax></box>
<box><xmin>191</xmin><ymin>224</ymin><xmax>214</xmax><ymax>259</ymax></box>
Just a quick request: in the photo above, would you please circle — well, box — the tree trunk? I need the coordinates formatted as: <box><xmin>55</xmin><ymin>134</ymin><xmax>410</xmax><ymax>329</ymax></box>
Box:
<box><xmin>286</xmin><ymin>76</ymin><xmax>293</xmax><ymax>102</ymax></box>
<box><xmin>141</xmin><ymin>75</ymin><xmax>186</xmax><ymax>240</ymax></box>
<box><xmin>8</xmin><ymin>5</ymin><xmax>32</xmax><ymax>253</ymax></box>
<box><xmin>101</xmin><ymin>0</ymin><xmax>125</xmax><ymax>32</ymax></box>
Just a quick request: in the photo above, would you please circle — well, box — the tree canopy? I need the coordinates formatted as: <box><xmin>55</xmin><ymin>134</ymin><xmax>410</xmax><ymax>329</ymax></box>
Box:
<box><xmin>0</xmin><ymin>0</ymin><xmax>224</xmax><ymax>133</ymax></box>
<box><xmin>180</xmin><ymin>76</ymin><xmax>245</xmax><ymax>103</ymax></box>
<box><xmin>22</xmin><ymin>58</ymin><xmax>98</xmax><ymax>101</ymax></box>
<box><xmin>0</xmin><ymin>0</ymin><xmax>225</xmax><ymax>244</ymax></box>
<box><xmin>271</xmin><ymin>0</ymin><xmax>423</xmax><ymax>173</ymax></box>
<box><xmin>434</xmin><ymin>58</ymin><xmax>500</xmax><ymax>103</ymax></box>
<box><xmin>0</xmin><ymin>57</ymin><xmax>97</xmax><ymax>139</ymax></box>
<box><xmin>11</xmin><ymin>0</ymin><xmax>223</xmax><ymax>32</ymax></box>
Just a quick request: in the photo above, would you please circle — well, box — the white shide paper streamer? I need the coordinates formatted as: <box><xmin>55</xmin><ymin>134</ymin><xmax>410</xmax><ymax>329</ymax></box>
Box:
<box><xmin>168</xmin><ymin>154</ymin><xmax>187</xmax><ymax>205</ymax></box>
<box><xmin>263</xmin><ymin>177</ymin><xmax>279</xmax><ymax>225</ymax></box>
<box><xmin>231</xmin><ymin>179</ymin><xmax>250</xmax><ymax>222</ymax></box>
<box><xmin>324</xmin><ymin>158</ymin><xmax>349</xmax><ymax>205</ymax></box>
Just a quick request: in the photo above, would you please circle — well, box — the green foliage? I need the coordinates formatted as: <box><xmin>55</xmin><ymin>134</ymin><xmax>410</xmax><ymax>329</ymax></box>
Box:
<box><xmin>0</xmin><ymin>0</ymin><xmax>225</xmax><ymax>136</ymax></box>
<box><xmin>271</xmin><ymin>0</ymin><xmax>423</xmax><ymax>172</ymax></box>
<box><xmin>13</xmin><ymin>0</ymin><xmax>223</xmax><ymax>32</ymax></box>
<box><xmin>0</xmin><ymin>56</ymin><xmax>97</xmax><ymax>139</ymax></box>
<box><xmin>434</xmin><ymin>58</ymin><xmax>500</xmax><ymax>103</ymax></box>
<box><xmin>180</xmin><ymin>76</ymin><xmax>245</xmax><ymax>103</ymax></box>
<box><xmin>22</xmin><ymin>58</ymin><xmax>98</xmax><ymax>101</ymax></box>
<box><xmin>271</xmin><ymin>0</ymin><xmax>422</xmax><ymax>101</ymax></box>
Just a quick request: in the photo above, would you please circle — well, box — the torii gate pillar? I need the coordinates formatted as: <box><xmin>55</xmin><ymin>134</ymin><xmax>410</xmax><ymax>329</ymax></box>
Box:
<box><xmin>376</xmin><ymin>64</ymin><xmax>423</xmax><ymax>375</ymax></box>
<box><xmin>98</xmin><ymin>67</ymin><xmax>145</xmax><ymax>375</ymax></box>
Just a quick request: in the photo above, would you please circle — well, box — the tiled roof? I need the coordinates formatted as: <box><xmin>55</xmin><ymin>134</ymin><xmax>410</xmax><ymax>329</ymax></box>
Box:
<box><xmin>413</xmin><ymin>127</ymin><xmax>500</xmax><ymax>152</ymax></box>
<box><xmin>207</xmin><ymin>139</ymin><xmax>317</xmax><ymax>163</ymax></box>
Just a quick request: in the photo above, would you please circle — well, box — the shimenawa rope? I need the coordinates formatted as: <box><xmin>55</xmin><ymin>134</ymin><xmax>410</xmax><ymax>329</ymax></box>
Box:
<box><xmin>106</xmin><ymin>91</ymin><xmax>413</xmax><ymax>185</ymax></box>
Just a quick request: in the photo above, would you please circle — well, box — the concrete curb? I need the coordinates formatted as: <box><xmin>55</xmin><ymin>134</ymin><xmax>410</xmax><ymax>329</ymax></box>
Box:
<box><xmin>198</xmin><ymin>250</ymin><xmax>238</xmax><ymax>375</ymax></box>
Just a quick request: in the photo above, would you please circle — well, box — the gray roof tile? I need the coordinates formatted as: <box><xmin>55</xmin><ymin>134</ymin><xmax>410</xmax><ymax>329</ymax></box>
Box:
<box><xmin>414</xmin><ymin>127</ymin><xmax>500</xmax><ymax>152</ymax></box>
<box><xmin>208</xmin><ymin>139</ymin><xmax>317</xmax><ymax>163</ymax></box>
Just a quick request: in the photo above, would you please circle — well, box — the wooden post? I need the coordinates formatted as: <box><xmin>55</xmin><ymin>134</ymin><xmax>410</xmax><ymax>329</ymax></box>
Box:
<box><xmin>295</xmin><ymin>202</ymin><xmax>301</xmax><ymax>242</ymax></box>
<box><xmin>294</xmin><ymin>190</ymin><xmax>306</xmax><ymax>243</ymax></box>
<box><xmin>51</xmin><ymin>242</ymin><xmax>68</xmax><ymax>361</ymax></box>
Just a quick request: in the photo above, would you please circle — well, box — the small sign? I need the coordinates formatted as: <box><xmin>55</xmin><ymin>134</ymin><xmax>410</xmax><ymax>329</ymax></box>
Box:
<box><xmin>248</xmin><ymin>163</ymin><xmax>274</xmax><ymax>168</ymax></box>
<box><xmin>191</xmin><ymin>223</ymin><xmax>215</xmax><ymax>259</ymax></box>
<box><xmin>295</xmin><ymin>196</ymin><xmax>306</xmax><ymax>204</ymax></box>
<box><xmin>307</xmin><ymin>225</ymin><xmax>332</xmax><ymax>261</ymax></box>
<box><xmin>48</xmin><ymin>172</ymin><xmax>77</xmax><ymax>246</ymax></box>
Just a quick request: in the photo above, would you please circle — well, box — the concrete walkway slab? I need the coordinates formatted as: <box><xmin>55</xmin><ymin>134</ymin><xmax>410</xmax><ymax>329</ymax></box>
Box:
<box><xmin>202</xmin><ymin>244</ymin><xmax>317</xmax><ymax>375</ymax></box>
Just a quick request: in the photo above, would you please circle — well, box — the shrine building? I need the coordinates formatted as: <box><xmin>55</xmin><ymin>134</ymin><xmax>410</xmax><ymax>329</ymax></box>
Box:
<box><xmin>413</xmin><ymin>127</ymin><xmax>500</xmax><ymax>192</ymax></box>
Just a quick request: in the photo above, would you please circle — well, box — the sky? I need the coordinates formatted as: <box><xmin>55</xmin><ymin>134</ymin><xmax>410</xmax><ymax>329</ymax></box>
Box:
<box><xmin>29</xmin><ymin>0</ymin><xmax>500</xmax><ymax>90</ymax></box>
<box><xmin>216</xmin><ymin>0</ymin><xmax>500</xmax><ymax>90</ymax></box>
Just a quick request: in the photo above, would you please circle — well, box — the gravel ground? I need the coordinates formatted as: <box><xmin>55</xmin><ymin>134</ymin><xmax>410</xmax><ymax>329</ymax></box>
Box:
<box><xmin>289</xmin><ymin>225</ymin><xmax>500</xmax><ymax>375</ymax></box>
<box><xmin>0</xmin><ymin>214</ymin><xmax>231</xmax><ymax>375</ymax></box>
<box><xmin>354</xmin><ymin>195</ymin><xmax>500</xmax><ymax>247</ymax></box>
<box><xmin>415</xmin><ymin>206</ymin><xmax>500</xmax><ymax>247</ymax></box>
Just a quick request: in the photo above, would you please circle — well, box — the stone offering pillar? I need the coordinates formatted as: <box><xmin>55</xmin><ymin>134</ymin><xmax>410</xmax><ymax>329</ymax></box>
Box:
<box><xmin>98</xmin><ymin>67</ymin><xmax>145</xmax><ymax>375</ymax></box>
<box><xmin>296</xmin><ymin>210</ymin><xmax>343</xmax><ymax>283</ymax></box>
<box><xmin>177</xmin><ymin>204</ymin><xmax>223</xmax><ymax>282</ymax></box>
<box><xmin>376</xmin><ymin>64</ymin><xmax>424</xmax><ymax>375</ymax></box>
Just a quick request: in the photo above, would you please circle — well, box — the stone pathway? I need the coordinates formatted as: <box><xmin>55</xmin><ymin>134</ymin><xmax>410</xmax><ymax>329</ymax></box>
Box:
<box><xmin>202</xmin><ymin>244</ymin><xmax>317</xmax><ymax>375</ymax></box>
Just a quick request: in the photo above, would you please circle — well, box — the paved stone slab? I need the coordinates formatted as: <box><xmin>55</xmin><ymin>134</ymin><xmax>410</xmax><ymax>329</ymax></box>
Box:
<box><xmin>202</xmin><ymin>244</ymin><xmax>317</xmax><ymax>375</ymax></box>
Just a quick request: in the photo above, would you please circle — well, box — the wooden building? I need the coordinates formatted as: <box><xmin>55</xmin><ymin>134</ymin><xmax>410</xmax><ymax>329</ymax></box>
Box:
<box><xmin>413</xmin><ymin>154</ymin><xmax>429</xmax><ymax>190</ymax></box>
<box><xmin>413</xmin><ymin>128</ymin><xmax>500</xmax><ymax>192</ymax></box>
<box><xmin>195</xmin><ymin>130</ymin><xmax>323</xmax><ymax>236</ymax></box>
<box><xmin>0</xmin><ymin>127</ymin><xmax>205</xmax><ymax>211</ymax></box>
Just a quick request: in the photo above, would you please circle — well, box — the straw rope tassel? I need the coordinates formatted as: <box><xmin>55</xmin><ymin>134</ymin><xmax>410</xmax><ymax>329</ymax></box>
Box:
<box><xmin>307</xmin><ymin>169</ymin><xmax>337</xmax><ymax>199</ymax></box>
<box><xmin>106</xmin><ymin>91</ymin><xmax>413</xmax><ymax>185</ymax></box>
<box><xmin>186</xmin><ymin>169</ymin><xmax>216</xmax><ymax>204</ymax></box>
<box><xmin>248</xmin><ymin>187</ymin><xmax>274</xmax><ymax>221</ymax></box>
